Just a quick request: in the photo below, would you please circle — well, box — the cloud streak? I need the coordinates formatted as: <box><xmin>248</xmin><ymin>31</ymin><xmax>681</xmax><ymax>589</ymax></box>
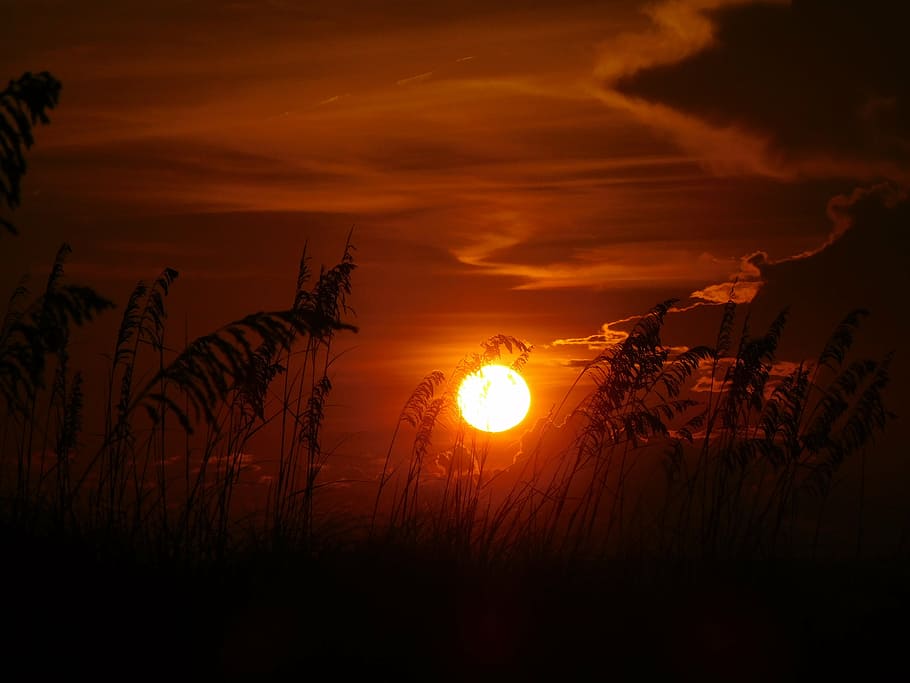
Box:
<box><xmin>549</xmin><ymin>318</ymin><xmax>634</xmax><ymax>349</ymax></box>
<box><xmin>549</xmin><ymin>182</ymin><xmax>908</xmax><ymax>371</ymax></box>
<box><xmin>600</xmin><ymin>0</ymin><xmax>910</xmax><ymax>182</ymax></box>
<box><xmin>686</xmin><ymin>182</ymin><xmax>908</xmax><ymax>305</ymax></box>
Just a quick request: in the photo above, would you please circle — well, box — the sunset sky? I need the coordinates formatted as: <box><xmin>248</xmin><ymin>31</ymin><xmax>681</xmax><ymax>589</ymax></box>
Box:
<box><xmin>3</xmin><ymin>0</ymin><xmax>908</xmax><ymax>503</ymax></box>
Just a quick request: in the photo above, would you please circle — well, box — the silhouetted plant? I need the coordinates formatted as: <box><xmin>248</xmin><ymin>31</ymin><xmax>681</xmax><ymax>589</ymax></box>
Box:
<box><xmin>654</xmin><ymin>303</ymin><xmax>895</xmax><ymax>561</ymax></box>
<box><xmin>374</xmin><ymin>334</ymin><xmax>532</xmax><ymax>549</ymax></box>
<box><xmin>265</xmin><ymin>236</ymin><xmax>357</xmax><ymax>548</ymax></box>
<box><xmin>0</xmin><ymin>68</ymin><xmax>898</xmax><ymax>575</ymax></box>
<box><xmin>1</xmin><ymin>71</ymin><xmax>61</xmax><ymax>236</ymax></box>
<box><xmin>372</xmin><ymin>292</ymin><xmax>895</xmax><ymax>568</ymax></box>
<box><xmin>0</xmin><ymin>244</ymin><xmax>114</xmax><ymax>416</ymax></box>
<box><xmin>1</xmin><ymin>222</ymin><xmax>357</xmax><ymax>563</ymax></box>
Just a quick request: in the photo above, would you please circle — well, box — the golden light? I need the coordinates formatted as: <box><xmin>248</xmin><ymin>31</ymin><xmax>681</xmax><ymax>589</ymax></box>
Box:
<box><xmin>456</xmin><ymin>364</ymin><xmax>531</xmax><ymax>433</ymax></box>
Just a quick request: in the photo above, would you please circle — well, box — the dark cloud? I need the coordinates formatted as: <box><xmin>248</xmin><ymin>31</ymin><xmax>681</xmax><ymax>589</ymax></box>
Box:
<box><xmin>614</xmin><ymin>0</ymin><xmax>910</xmax><ymax>179</ymax></box>
<box><xmin>562</xmin><ymin>358</ymin><xmax>594</xmax><ymax>368</ymax></box>
<box><xmin>749</xmin><ymin>183</ymin><xmax>909</xmax><ymax>353</ymax></box>
<box><xmin>557</xmin><ymin>183</ymin><xmax>908</xmax><ymax>393</ymax></box>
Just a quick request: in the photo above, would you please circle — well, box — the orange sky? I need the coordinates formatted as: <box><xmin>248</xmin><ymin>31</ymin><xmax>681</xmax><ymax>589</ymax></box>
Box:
<box><xmin>3</xmin><ymin>0</ymin><xmax>908</xmax><ymax>485</ymax></box>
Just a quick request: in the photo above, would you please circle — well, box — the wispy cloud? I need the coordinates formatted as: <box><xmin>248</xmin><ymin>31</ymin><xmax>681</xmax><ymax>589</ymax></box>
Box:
<box><xmin>396</xmin><ymin>71</ymin><xmax>434</xmax><ymax>86</ymax></box>
<box><xmin>546</xmin><ymin>181</ymin><xmax>909</xmax><ymax>371</ymax></box>
<box><xmin>454</xmin><ymin>238</ymin><xmax>734</xmax><ymax>291</ymax></box>
<box><xmin>549</xmin><ymin>318</ymin><xmax>633</xmax><ymax>349</ymax></box>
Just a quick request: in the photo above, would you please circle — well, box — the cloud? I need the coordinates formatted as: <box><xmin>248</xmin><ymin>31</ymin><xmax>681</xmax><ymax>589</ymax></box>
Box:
<box><xmin>396</xmin><ymin>71</ymin><xmax>434</xmax><ymax>86</ymax></box>
<box><xmin>817</xmin><ymin>183</ymin><xmax>909</xmax><ymax>258</ymax></box>
<box><xmin>600</xmin><ymin>0</ymin><xmax>910</xmax><ymax>181</ymax></box>
<box><xmin>749</xmin><ymin>183</ymin><xmax>910</xmax><ymax>332</ymax></box>
<box><xmin>689</xmin><ymin>358</ymin><xmax>807</xmax><ymax>395</ymax></box>
<box><xmin>550</xmin><ymin>317</ymin><xmax>636</xmax><ymax>349</ymax></box>
<box><xmin>13</xmin><ymin>0</ymin><xmax>836</xmax><ymax>305</ymax></box>
<box><xmin>562</xmin><ymin>358</ymin><xmax>596</xmax><ymax>368</ymax></box>
<box><xmin>687</xmin><ymin>277</ymin><xmax>762</xmax><ymax>306</ymax></box>
<box><xmin>683</xmin><ymin>249</ymin><xmax>766</xmax><ymax>305</ymax></box>
<box><xmin>685</xmin><ymin>182</ymin><xmax>908</xmax><ymax>305</ymax></box>
<box><xmin>453</xmin><ymin>229</ymin><xmax>736</xmax><ymax>291</ymax></box>
<box><xmin>548</xmin><ymin>182</ymin><xmax>909</xmax><ymax>371</ymax></box>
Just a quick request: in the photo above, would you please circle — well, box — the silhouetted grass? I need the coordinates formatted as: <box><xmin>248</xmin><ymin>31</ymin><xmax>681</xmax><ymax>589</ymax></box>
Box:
<box><xmin>1</xmin><ymin>72</ymin><xmax>60</xmax><ymax>234</ymax></box>
<box><xmin>367</xmin><ymin>299</ymin><xmax>894</xmax><ymax>574</ymax></box>
<box><xmin>1</xmin><ymin>69</ymin><xmax>906</xmax><ymax>679</ymax></box>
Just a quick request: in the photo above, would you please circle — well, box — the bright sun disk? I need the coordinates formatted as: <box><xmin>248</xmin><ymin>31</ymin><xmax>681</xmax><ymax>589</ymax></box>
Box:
<box><xmin>456</xmin><ymin>364</ymin><xmax>531</xmax><ymax>433</ymax></box>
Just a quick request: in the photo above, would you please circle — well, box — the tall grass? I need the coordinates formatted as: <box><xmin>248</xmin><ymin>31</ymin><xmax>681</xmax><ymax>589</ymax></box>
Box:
<box><xmin>0</xmin><ymin>69</ymin><xmax>898</xmax><ymax>573</ymax></box>
<box><xmin>1</xmin><ymin>71</ymin><xmax>60</xmax><ymax>237</ymax></box>
<box><xmin>0</xmin><ymin>237</ymin><xmax>358</xmax><ymax>564</ymax></box>
<box><xmin>374</xmin><ymin>299</ymin><xmax>895</xmax><ymax>569</ymax></box>
<box><xmin>372</xmin><ymin>335</ymin><xmax>532</xmax><ymax>552</ymax></box>
<box><xmin>1</xmin><ymin>243</ymin><xmax>894</xmax><ymax>569</ymax></box>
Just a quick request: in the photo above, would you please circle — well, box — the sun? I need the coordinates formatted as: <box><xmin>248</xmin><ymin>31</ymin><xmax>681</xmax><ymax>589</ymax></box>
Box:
<box><xmin>456</xmin><ymin>364</ymin><xmax>531</xmax><ymax>433</ymax></box>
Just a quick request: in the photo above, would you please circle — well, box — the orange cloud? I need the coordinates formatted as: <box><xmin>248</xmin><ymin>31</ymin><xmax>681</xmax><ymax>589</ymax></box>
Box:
<box><xmin>594</xmin><ymin>0</ymin><xmax>789</xmax><ymax>177</ymax></box>
<box><xmin>549</xmin><ymin>320</ymin><xmax>631</xmax><ymax>350</ymax></box>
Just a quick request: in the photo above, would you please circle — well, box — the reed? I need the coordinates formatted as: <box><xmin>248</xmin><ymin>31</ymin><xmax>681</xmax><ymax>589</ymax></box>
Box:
<box><xmin>0</xmin><ymin>69</ymin><xmax>898</xmax><ymax>576</ymax></box>
<box><xmin>370</xmin><ymin>296</ymin><xmax>895</xmax><ymax>570</ymax></box>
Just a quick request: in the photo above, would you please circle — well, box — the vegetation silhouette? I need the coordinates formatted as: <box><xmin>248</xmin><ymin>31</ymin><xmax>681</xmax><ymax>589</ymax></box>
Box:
<box><xmin>0</xmin><ymin>70</ymin><xmax>904</xmax><ymax>679</ymax></box>
<box><xmin>1</xmin><ymin>71</ymin><xmax>60</xmax><ymax>236</ymax></box>
<box><xmin>373</xmin><ymin>299</ymin><xmax>894</xmax><ymax>569</ymax></box>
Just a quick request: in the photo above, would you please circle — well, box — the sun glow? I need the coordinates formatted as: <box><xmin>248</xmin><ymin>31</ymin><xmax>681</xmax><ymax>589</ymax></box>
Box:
<box><xmin>456</xmin><ymin>364</ymin><xmax>531</xmax><ymax>433</ymax></box>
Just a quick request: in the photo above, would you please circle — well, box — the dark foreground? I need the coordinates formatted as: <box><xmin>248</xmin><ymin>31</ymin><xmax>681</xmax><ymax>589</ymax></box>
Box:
<box><xmin>3</xmin><ymin>524</ymin><xmax>908</xmax><ymax>682</ymax></box>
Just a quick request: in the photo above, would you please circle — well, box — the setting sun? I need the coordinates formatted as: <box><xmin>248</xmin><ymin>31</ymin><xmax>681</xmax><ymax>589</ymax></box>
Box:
<box><xmin>456</xmin><ymin>364</ymin><xmax>531</xmax><ymax>433</ymax></box>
